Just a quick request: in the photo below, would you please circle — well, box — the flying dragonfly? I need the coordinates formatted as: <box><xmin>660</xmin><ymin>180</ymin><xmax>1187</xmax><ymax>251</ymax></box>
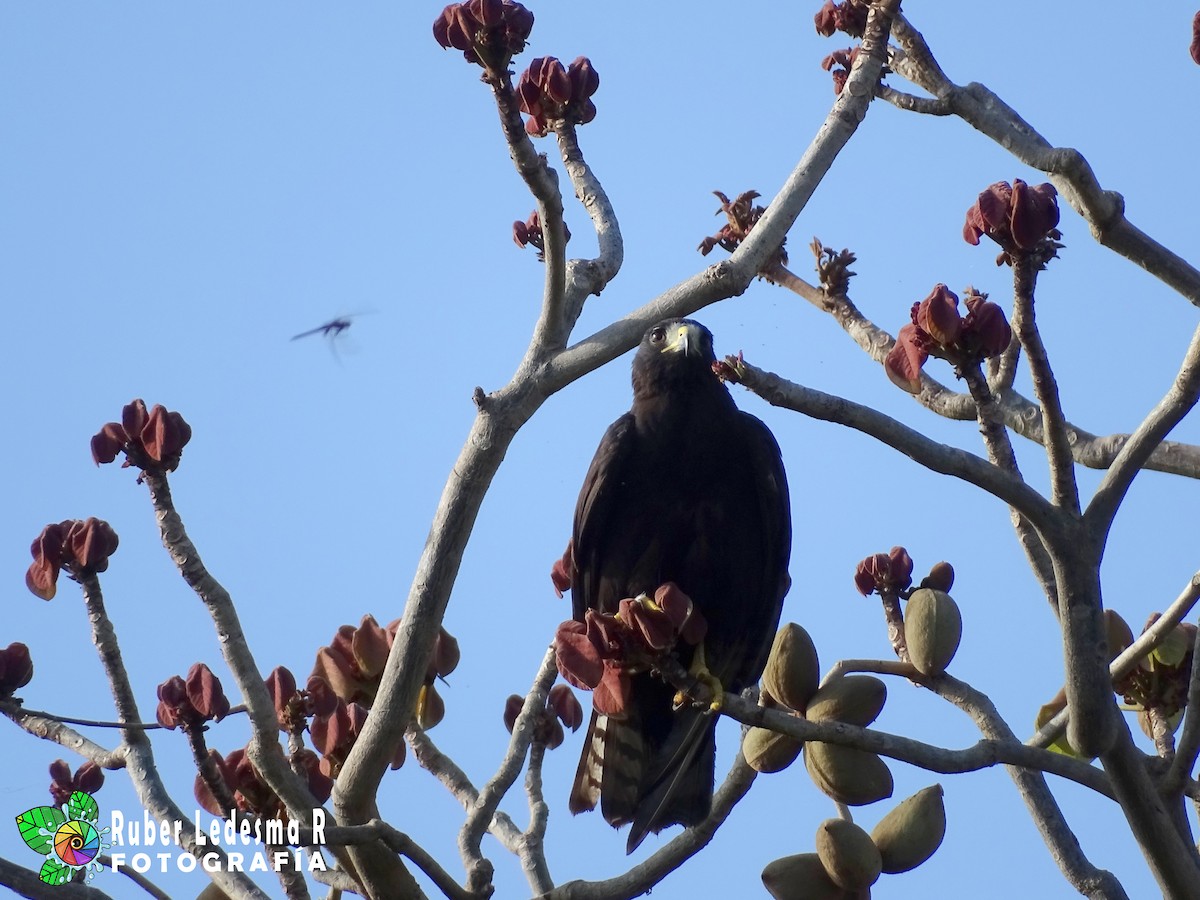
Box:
<box><xmin>290</xmin><ymin>312</ymin><xmax>374</xmax><ymax>364</ymax></box>
<box><xmin>290</xmin><ymin>316</ymin><xmax>355</xmax><ymax>341</ymax></box>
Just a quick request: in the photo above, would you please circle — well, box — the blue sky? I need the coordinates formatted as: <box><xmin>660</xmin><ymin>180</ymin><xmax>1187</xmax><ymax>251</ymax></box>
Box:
<box><xmin>3</xmin><ymin>3</ymin><xmax>1200</xmax><ymax>898</ymax></box>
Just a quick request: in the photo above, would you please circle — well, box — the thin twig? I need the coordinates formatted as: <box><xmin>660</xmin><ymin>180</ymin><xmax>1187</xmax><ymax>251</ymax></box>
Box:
<box><xmin>459</xmin><ymin>648</ymin><xmax>557</xmax><ymax>894</ymax></box>
<box><xmin>0</xmin><ymin>701</ymin><xmax>128</xmax><ymax>769</ymax></box>
<box><xmin>1010</xmin><ymin>255</ymin><xmax>1079</xmax><ymax>513</ymax></box>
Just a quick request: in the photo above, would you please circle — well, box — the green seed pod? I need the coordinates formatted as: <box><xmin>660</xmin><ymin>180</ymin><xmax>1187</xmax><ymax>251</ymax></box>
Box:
<box><xmin>870</xmin><ymin>784</ymin><xmax>946</xmax><ymax>874</ymax></box>
<box><xmin>905</xmin><ymin>589</ymin><xmax>962</xmax><ymax>676</ymax></box>
<box><xmin>762</xmin><ymin>623</ymin><xmax>821</xmax><ymax>712</ymax></box>
<box><xmin>815</xmin><ymin>818</ymin><xmax>882</xmax><ymax>890</ymax></box>
<box><xmin>761</xmin><ymin>853</ymin><xmax>847</xmax><ymax>900</ymax></box>
<box><xmin>805</xmin><ymin>675</ymin><xmax>887</xmax><ymax>727</ymax></box>
<box><xmin>743</xmin><ymin>725</ymin><xmax>804</xmax><ymax>773</ymax></box>
<box><xmin>805</xmin><ymin>741</ymin><xmax>893</xmax><ymax>806</ymax></box>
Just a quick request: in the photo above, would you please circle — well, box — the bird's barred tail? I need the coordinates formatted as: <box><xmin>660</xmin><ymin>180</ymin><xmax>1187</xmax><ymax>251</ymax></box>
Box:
<box><xmin>569</xmin><ymin>711</ymin><xmax>643</xmax><ymax>825</ymax></box>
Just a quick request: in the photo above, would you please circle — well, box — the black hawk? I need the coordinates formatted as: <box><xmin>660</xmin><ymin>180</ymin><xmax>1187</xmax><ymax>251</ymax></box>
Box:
<box><xmin>569</xmin><ymin>318</ymin><xmax>792</xmax><ymax>852</ymax></box>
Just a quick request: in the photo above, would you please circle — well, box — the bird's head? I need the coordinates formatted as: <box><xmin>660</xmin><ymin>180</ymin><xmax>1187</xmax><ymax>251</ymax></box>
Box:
<box><xmin>631</xmin><ymin>318</ymin><xmax>721</xmax><ymax>399</ymax></box>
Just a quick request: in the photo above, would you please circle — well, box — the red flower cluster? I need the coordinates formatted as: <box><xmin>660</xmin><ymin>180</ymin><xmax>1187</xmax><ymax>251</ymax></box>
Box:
<box><xmin>91</xmin><ymin>399</ymin><xmax>192</xmax><ymax>473</ymax></box>
<box><xmin>49</xmin><ymin>760</ymin><xmax>104</xmax><ymax>807</ymax></box>
<box><xmin>156</xmin><ymin>664</ymin><xmax>231</xmax><ymax>730</ymax></box>
<box><xmin>854</xmin><ymin>547</ymin><xmax>913</xmax><ymax>597</ymax></box>
<box><xmin>820</xmin><ymin>46</ymin><xmax>860</xmax><ymax>94</ymax></box>
<box><xmin>963</xmin><ymin>179</ymin><xmax>1061</xmax><ymax>265</ymax></box>
<box><xmin>432</xmin><ymin>0</ymin><xmax>534</xmax><ymax>70</ymax></box>
<box><xmin>814</xmin><ymin>0</ymin><xmax>868</xmax><ymax>38</ymax></box>
<box><xmin>26</xmin><ymin>518</ymin><xmax>120</xmax><ymax>601</ymax></box>
<box><xmin>555</xmin><ymin>583</ymin><xmax>707</xmax><ymax>717</ymax></box>
<box><xmin>502</xmin><ymin>683</ymin><xmax>583</xmax><ymax>750</ymax></box>
<box><xmin>517</xmin><ymin>56</ymin><xmax>599</xmax><ymax>137</ymax></box>
<box><xmin>0</xmin><ymin>643</ymin><xmax>33</xmax><ymax>697</ymax></box>
<box><xmin>194</xmin><ymin>746</ymin><xmax>332</xmax><ymax>818</ymax></box>
<box><xmin>309</xmin><ymin>696</ymin><xmax>406</xmax><ymax>777</ymax></box>
<box><xmin>697</xmin><ymin>190</ymin><xmax>788</xmax><ymax>268</ymax></box>
<box><xmin>885</xmin><ymin>285</ymin><xmax>1012</xmax><ymax>393</ymax></box>
<box><xmin>513</xmin><ymin>210</ymin><xmax>571</xmax><ymax>262</ymax></box>
<box><xmin>1192</xmin><ymin>12</ymin><xmax>1200</xmax><ymax>66</ymax></box>
<box><xmin>266</xmin><ymin>666</ymin><xmax>338</xmax><ymax>733</ymax></box>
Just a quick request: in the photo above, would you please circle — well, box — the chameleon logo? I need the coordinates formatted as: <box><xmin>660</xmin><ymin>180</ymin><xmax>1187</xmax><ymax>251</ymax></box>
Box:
<box><xmin>16</xmin><ymin>790</ymin><xmax>109</xmax><ymax>885</ymax></box>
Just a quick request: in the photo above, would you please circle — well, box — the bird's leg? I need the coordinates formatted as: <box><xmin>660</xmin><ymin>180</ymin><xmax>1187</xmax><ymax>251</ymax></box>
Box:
<box><xmin>673</xmin><ymin>643</ymin><xmax>723</xmax><ymax>714</ymax></box>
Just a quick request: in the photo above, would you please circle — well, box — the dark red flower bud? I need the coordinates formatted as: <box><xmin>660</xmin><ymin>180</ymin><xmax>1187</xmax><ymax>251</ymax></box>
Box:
<box><xmin>963</xmin><ymin>294</ymin><xmax>1012</xmax><ymax>359</ymax></box>
<box><xmin>555</xmin><ymin>619</ymin><xmax>604</xmax><ymax>690</ymax></box>
<box><xmin>549</xmin><ymin>684</ymin><xmax>583</xmax><ymax>731</ymax></box>
<box><xmin>854</xmin><ymin>547</ymin><xmax>913</xmax><ymax>596</ymax></box>
<box><xmin>141</xmin><ymin>405</ymin><xmax>192</xmax><ymax>463</ymax></box>
<box><xmin>312</xmin><ymin>645</ymin><xmax>360</xmax><ymax>703</ymax></box>
<box><xmin>915</xmin><ymin>284</ymin><xmax>962</xmax><ymax>346</ymax></box>
<box><xmin>814</xmin><ymin>0</ymin><xmax>838</xmax><ymax>36</ymax></box>
<box><xmin>1192</xmin><ymin>11</ymin><xmax>1200</xmax><ymax>66</ymax></box>
<box><xmin>26</xmin><ymin>526</ymin><xmax>65</xmax><ymax>600</ymax></box>
<box><xmin>0</xmin><ymin>642</ymin><xmax>34</xmax><ymax>694</ymax></box>
<box><xmin>573</xmin><ymin>98</ymin><xmax>597</xmax><ymax>126</ymax></box>
<box><xmin>294</xmin><ymin>748</ymin><xmax>334</xmax><ymax>802</ymax></box>
<box><xmin>352</xmin><ymin>615</ymin><xmax>391</xmax><ymax>681</ymax></box>
<box><xmin>65</xmin><ymin>517</ymin><xmax>119</xmax><ymax>572</ymax></box>
<box><xmin>503</xmin><ymin>693</ymin><xmax>524</xmax><ymax>733</ymax></box>
<box><xmin>74</xmin><ymin>761</ymin><xmax>104</xmax><ymax>795</ymax></box>
<box><xmin>186</xmin><ymin>663</ymin><xmax>230</xmax><ymax>723</ymax></box>
<box><xmin>884</xmin><ymin>324</ymin><xmax>929</xmax><ymax>394</ymax></box>
<box><xmin>964</xmin><ymin>179</ymin><xmax>1059</xmax><ymax>254</ymax></box>
<box><xmin>619</xmin><ymin>596</ymin><xmax>675</xmax><ymax>651</ymax></box>
<box><xmin>267</xmin><ymin>666</ymin><xmax>298</xmax><ymax>730</ymax></box>
<box><xmin>550</xmin><ymin>541</ymin><xmax>573</xmax><ymax>597</ymax></box>
<box><xmin>305</xmin><ymin>675</ymin><xmax>339</xmax><ymax>719</ymax></box>
<box><xmin>535</xmin><ymin>57</ymin><xmax>571</xmax><ymax>104</ymax></box>
<box><xmin>568</xmin><ymin>57</ymin><xmax>599</xmax><ymax>101</ymax></box>
<box><xmin>502</xmin><ymin>1</ymin><xmax>534</xmax><ymax>47</ymax></box>
<box><xmin>91</xmin><ymin>423</ymin><xmax>127</xmax><ymax>466</ymax></box>
<box><xmin>513</xmin><ymin>220</ymin><xmax>530</xmax><ymax>247</ymax></box>
<box><xmin>430</xmin><ymin>626</ymin><xmax>461</xmax><ymax>680</ymax></box>
<box><xmin>921</xmin><ymin>561</ymin><xmax>955</xmax><ymax>592</ymax></box>
<box><xmin>592</xmin><ymin>665</ymin><xmax>631</xmax><ymax>717</ymax></box>
<box><xmin>467</xmin><ymin>0</ymin><xmax>503</xmax><ymax>27</ymax></box>
<box><xmin>49</xmin><ymin>759</ymin><xmax>72</xmax><ymax>788</ymax></box>
<box><xmin>156</xmin><ymin>675</ymin><xmax>189</xmax><ymax>729</ymax></box>
<box><xmin>122</xmin><ymin>399</ymin><xmax>149</xmax><ymax>440</ymax></box>
<box><xmin>545</xmin><ymin>719</ymin><xmax>565</xmax><ymax>750</ymax></box>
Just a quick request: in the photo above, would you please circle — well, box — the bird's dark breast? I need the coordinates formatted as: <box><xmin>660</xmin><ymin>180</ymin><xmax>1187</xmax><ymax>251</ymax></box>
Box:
<box><xmin>600</xmin><ymin>412</ymin><xmax>771</xmax><ymax>691</ymax></box>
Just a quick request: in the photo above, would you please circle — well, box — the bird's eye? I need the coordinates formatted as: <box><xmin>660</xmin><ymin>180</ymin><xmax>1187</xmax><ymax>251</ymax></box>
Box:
<box><xmin>650</xmin><ymin>326</ymin><xmax>666</xmax><ymax>343</ymax></box>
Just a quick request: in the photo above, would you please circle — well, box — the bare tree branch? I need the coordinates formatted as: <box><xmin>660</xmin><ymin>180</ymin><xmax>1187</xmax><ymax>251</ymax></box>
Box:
<box><xmin>1164</xmin><ymin>620</ymin><xmax>1200</xmax><ymax>794</ymax></box>
<box><xmin>519</xmin><ymin>742</ymin><xmax>554</xmax><ymax>896</ymax></box>
<box><xmin>459</xmin><ymin>647</ymin><xmax>557</xmax><ymax>894</ymax></box>
<box><xmin>0</xmin><ymin>701</ymin><xmax>128</xmax><ymax>769</ymax></box>
<box><xmin>722</xmin><ymin>358</ymin><xmax>1061</xmax><ymax>536</ymax></box>
<box><xmin>1010</xmin><ymin>255</ymin><xmax>1079</xmax><ymax>513</ymax></box>
<box><xmin>406</xmin><ymin>727</ymin><xmax>524</xmax><ymax>853</ymax></box>
<box><xmin>0</xmin><ymin>854</ymin><xmax>114</xmax><ymax>900</ymax></box>
<box><xmin>886</xmin><ymin>13</ymin><xmax>1200</xmax><ymax>307</ymax></box>
<box><xmin>77</xmin><ymin>573</ymin><xmax>270</xmax><ymax>900</ymax></box>
<box><xmin>1086</xmin><ymin>322</ymin><xmax>1200</xmax><ymax>543</ymax></box>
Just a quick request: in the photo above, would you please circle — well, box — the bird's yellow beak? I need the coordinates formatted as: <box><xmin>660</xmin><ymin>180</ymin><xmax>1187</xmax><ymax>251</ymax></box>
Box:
<box><xmin>664</xmin><ymin>322</ymin><xmax>703</xmax><ymax>357</ymax></box>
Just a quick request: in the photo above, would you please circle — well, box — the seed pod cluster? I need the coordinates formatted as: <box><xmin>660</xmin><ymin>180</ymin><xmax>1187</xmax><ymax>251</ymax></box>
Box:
<box><xmin>762</xmin><ymin>785</ymin><xmax>947</xmax><ymax>898</ymax></box>
<box><xmin>744</xmin><ymin>623</ymin><xmax>819</xmax><ymax>774</ymax></box>
<box><xmin>803</xmin><ymin>674</ymin><xmax>891</xmax><ymax>804</ymax></box>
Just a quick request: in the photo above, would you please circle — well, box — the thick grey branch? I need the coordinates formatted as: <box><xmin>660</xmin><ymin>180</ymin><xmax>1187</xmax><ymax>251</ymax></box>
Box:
<box><xmin>1086</xmin><ymin>322</ymin><xmax>1200</xmax><ymax>544</ymax></box>
<box><xmin>727</xmin><ymin>359</ymin><xmax>1060</xmax><ymax>537</ymax></box>
<box><xmin>0</xmin><ymin>701</ymin><xmax>128</xmax><ymax>769</ymax></box>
